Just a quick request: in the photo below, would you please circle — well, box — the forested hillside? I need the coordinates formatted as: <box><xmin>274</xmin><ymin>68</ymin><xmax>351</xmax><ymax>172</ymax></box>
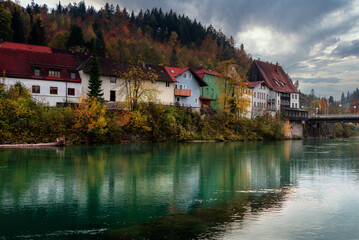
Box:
<box><xmin>0</xmin><ymin>0</ymin><xmax>252</xmax><ymax>71</ymax></box>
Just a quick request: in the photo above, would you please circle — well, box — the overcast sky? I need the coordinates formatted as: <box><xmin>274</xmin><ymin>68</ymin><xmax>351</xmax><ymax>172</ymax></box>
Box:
<box><xmin>20</xmin><ymin>0</ymin><xmax>359</xmax><ymax>99</ymax></box>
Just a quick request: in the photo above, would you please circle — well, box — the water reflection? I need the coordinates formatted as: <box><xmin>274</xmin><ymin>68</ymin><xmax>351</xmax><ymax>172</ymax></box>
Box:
<box><xmin>0</xmin><ymin>140</ymin><xmax>358</xmax><ymax>239</ymax></box>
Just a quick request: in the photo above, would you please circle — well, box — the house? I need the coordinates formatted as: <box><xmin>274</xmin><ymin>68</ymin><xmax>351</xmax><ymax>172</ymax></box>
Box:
<box><xmin>0</xmin><ymin>42</ymin><xmax>82</xmax><ymax>106</ymax></box>
<box><xmin>164</xmin><ymin>67</ymin><xmax>207</xmax><ymax>108</ymax></box>
<box><xmin>247</xmin><ymin>60</ymin><xmax>300</xmax><ymax>117</ymax></box>
<box><xmin>194</xmin><ymin>67</ymin><xmax>221</xmax><ymax>109</ymax></box>
<box><xmin>79</xmin><ymin>57</ymin><xmax>176</xmax><ymax>105</ymax></box>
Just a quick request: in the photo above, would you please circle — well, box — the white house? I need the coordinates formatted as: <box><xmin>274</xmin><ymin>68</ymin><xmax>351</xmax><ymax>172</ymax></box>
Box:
<box><xmin>247</xmin><ymin>60</ymin><xmax>301</xmax><ymax>118</ymax></box>
<box><xmin>79</xmin><ymin>57</ymin><xmax>176</xmax><ymax>106</ymax></box>
<box><xmin>0</xmin><ymin>42</ymin><xmax>82</xmax><ymax>106</ymax></box>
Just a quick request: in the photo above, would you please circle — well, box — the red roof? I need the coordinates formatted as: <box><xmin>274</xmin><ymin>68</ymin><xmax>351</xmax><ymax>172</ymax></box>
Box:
<box><xmin>0</xmin><ymin>41</ymin><xmax>52</xmax><ymax>53</ymax></box>
<box><xmin>0</xmin><ymin>48</ymin><xmax>80</xmax><ymax>81</ymax></box>
<box><xmin>199</xmin><ymin>96</ymin><xmax>215</xmax><ymax>101</ymax></box>
<box><xmin>249</xmin><ymin>60</ymin><xmax>298</xmax><ymax>93</ymax></box>
<box><xmin>194</xmin><ymin>68</ymin><xmax>221</xmax><ymax>79</ymax></box>
<box><xmin>249</xmin><ymin>81</ymin><xmax>264</xmax><ymax>87</ymax></box>
<box><xmin>164</xmin><ymin>66</ymin><xmax>189</xmax><ymax>82</ymax></box>
<box><xmin>164</xmin><ymin>66</ymin><xmax>207</xmax><ymax>86</ymax></box>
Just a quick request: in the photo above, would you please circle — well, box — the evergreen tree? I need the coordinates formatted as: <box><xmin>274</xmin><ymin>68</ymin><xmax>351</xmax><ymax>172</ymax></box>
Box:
<box><xmin>341</xmin><ymin>92</ymin><xmax>345</xmax><ymax>102</ymax></box>
<box><xmin>88</xmin><ymin>42</ymin><xmax>103</xmax><ymax>101</ymax></box>
<box><xmin>0</xmin><ymin>5</ymin><xmax>13</xmax><ymax>41</ymax></box>
<box><xmin>329</xmin><ymin>96</ymin><xmax>334</xmax><ymax>103</ymax></box>
<box><xmin>28</xmin><ymin>18</ymin><xmax>46</xmax><ymax>45</ymax></box>
<box><xmin>67</xmin><ymin>24</ymin><xmax>84</xmax><ymax>49</ymax></box>
<box><xmin>11</xmin><ymin>8</ymin><xmax>25</xmax><ymax>43</ymax></box>
<box><xmin>95</xmin><ymin>30</ymin><xmax>106</xmax><ymax>55</ymax></box>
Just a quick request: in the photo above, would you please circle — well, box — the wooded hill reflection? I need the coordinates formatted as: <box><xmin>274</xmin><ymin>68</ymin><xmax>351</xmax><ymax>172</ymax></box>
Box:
<box><xmin>1</xmin><ymin>140</ymin><xmax>356</xmax><ymax>238</ymax></box>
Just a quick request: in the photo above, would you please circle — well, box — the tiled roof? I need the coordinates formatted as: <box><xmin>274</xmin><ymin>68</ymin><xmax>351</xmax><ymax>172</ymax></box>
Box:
<box><xmin>249</xmin><ymin>81</ymin><xmax>264</xmax><ymax>87</ymax></box>
<box><xmin>0</xmin><ymin>48</ymin><xmax>80</xmax><ymax>81</ymax></box>
<box><xmin>250</xmin><ymin>60</ymin><xmax>298</xmax><ymax>93</ymax></box>
<box><xmin>199</xmin><ymin>96</ymin><xmax>215</xmax><ymax>101</ymax></box>
<box><xmin>164</xmin><ymin>66</ymin><xmax>207</xmax><ymax>86</ymax></box>
<box><xmin>82</xmin><ymin>58</ymin><xmax>175</xmax><ymax>82</ymax></box>
<box><xmin>0</xmin><ymin>41</ymin><xmax>52</xmax><ymax>53</ymax></box>
<box><xmin>194</xmin><ymin>68</ymin><xmax>221</xmax><ymax>79</ymax></box>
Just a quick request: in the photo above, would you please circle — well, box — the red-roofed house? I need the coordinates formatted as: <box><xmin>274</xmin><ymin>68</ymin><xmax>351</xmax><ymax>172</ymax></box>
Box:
<box><xmin>164</xmin><ymin>66</ymin><xmax>207</xmax><ymax>108</ymax></box>
<box><xmin>247</xmin><ymin>60</ymin><xmax>300</xmax><ymax>117</ymax></box>
<box><xmin>194</xmin><ymin>68</ymin><xmax>221</xmax><ymax>109</ymax></box>
<box><xmin>0</xmin><ymin>46</ymin><xmax>82</xmax><ymax>106</ymax></box>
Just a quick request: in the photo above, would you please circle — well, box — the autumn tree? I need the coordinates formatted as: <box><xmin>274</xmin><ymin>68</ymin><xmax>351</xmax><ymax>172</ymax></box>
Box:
<box><xmin>217</xmin><ymin>59</ymin><xmax>251</xmax><ymax>119</ymax></box>
<box><xmin>88</xmin><ymin>43</ymin><xmax>103</xmax><ymax>101</ymax></box>
<box><xmin>117</xmin><ymin>61</ymin><xmax>159</xmax><ymax>110</ymax></box>
<box><xmin>0</xmin><ymin>5</ymin><xmax>13</xmax><ymax>41</ymax></box>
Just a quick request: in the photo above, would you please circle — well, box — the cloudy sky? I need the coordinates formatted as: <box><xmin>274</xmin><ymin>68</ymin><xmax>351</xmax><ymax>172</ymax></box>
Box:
<box><xmin>21</xmin><ymin>0</ymin><xmax>359</xmax><ymax>99</ymax></box>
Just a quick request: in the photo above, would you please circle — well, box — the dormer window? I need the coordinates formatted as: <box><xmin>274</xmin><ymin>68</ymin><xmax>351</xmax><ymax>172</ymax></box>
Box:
<box><xmin>170</xmin><ymin>70</ymin><xmax>175</xmax><ymax>74</ymax></box>
<box><xmin>33</xmin><ymin>68</ymin><xmax>41</xmax><ymax>77</ymax></box>
<box><xmin>48</xmin><ymin>70</ymin><xmax>61</xmax><ymax>78</ymax></box>
<box><xmin>69</xmin><ymin>72</ymin><xmax>76</xmax><ymax>80</ymax></box>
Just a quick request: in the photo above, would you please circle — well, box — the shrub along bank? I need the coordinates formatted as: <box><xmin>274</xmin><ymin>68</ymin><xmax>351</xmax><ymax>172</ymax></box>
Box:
<box><xmin>0</xmin><ymin>83</ymin><xmax>285</xmax><ymax>144</ymax></box>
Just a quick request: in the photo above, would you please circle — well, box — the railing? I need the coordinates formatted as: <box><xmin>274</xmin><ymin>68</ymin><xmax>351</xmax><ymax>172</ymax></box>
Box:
<box><xmin>309</xmin><ymin>114</ymin><xmax>359</xmax><ymax>119</ymax></box>
<box><xmin>174</xmin><ymin>89</ymin><xmax>191</xmax><ymax>97</ymax></box>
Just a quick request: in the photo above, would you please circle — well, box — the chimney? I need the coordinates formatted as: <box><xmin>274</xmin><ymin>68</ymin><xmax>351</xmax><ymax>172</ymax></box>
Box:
<box><xmin>275</xmin><ymin>62</ymin><xmax>278</xmax><ymax>72</ymax></box>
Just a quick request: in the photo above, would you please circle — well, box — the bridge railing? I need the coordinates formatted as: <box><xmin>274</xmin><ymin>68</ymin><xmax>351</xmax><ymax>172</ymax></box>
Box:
<box><xmin>309</xmin><ymin>114</ymin><xmax>359</xmax><ymax>119</ymax></box>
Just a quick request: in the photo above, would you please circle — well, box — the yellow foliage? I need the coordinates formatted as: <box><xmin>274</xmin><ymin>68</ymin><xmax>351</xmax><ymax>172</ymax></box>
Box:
<box><xmin>283</xmin><ymin>120</ymin><xmax>291</xmax><ymax>135</ymax></box>
<box><xmin>72</xmin><ymin>97</ymin><xmax>108</xmax><ymax>139</ymax></box>
<box><xmin>217</xmin><ymin>59</ymin><xmax>251</xmax><ymax>119</ymax></box>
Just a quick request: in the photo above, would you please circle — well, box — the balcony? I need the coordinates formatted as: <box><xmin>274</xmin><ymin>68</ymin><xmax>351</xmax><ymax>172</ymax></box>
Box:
<box><xmin>174</xmin><ymin>89</ymin><xmax>191</xmax><ymax>97</ymax></box>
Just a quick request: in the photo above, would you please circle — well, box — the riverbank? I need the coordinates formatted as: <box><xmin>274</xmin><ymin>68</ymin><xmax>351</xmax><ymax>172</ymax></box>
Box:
<box><xmin>0</xmin><ymin>84</ymin><xmax>285</xmax><ymax>145</ymax></box>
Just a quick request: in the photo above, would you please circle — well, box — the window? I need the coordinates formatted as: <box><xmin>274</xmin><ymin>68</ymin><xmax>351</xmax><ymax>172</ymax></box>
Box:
<box><xmin>32</xmin><ymin>85</ymin><xmax>40</xmax><ymax>93</ymax></box>
<box><xmin>189</xmin><ymin>74</ymin><xmax>192</xmax><ymax>80</ymax></box>
<box><xmin>195</xmin><ymin>98</ymin><xmax>198</xmax><ymax>104</ymax></box>
<box><xmin>166</xmin><ymin>82</ymin><xmax>170</xmax><ymax>87</ymax></box>
<box><xmin>180</xmin><ymin>85</ymin><xmax>183</xmax><ymax>89</ymax></box>
<box><xmin>254</xmin><ymin>92</ymin><xmax>256</xmax><ymax>98</ymax></box>
<box><xmin>254</xmin><ymin>102</ymin><xmax>256</xmax><ymax>107</ymax></box>
<box><xmin>183</xmin><ymin>73</ymin><xmax>187</xmax><ymax>79</ymax></box>
<box><xmin>50</xmin><ymin>87</ymin><xmax>58</xmax><ymax>95</ymax></box>
<box><xmin>68</xmin><ymin>88</ymin><xmax>75</xmax><ymax>96</ymax></box>
<box><xmin>295</xmin><ymin>94</ymin><xmax>297</xmax><ymax>99</ymax></box>
<box><xmin>206</xmin><ymin>88</ymin><xmax>209</xmax><ymax>95</ymax></box>
<box><xmin>33</xmin><ymin>69</ymin><xmax>41</xmax><ymax>77</ymax></box>
<box><xmin>176</xmin><ymin>97</ymin><xmax>180</xmax><ymax>102</ymax></box>
<box><xmin>183</xmin><ymin>85</ymin><xmax>187</xmax><ymax>89</ymax></box>
<box><xmin>69</xmin><ymin>72</ymin><xmax>76</xmax><ymax>80</ymax></box>
<box><xmin>110</xmin><ymin>76</ymin><xmax>117</xmax><ymax>83</ymax></box>
<box><xmin>110</xmin><ymin>90</ymin><xmax>116</xmax><ymax>101</ymax></box>
<box><xmin>48</xmin><ymin>70</ymin><xmax>61</xmax><ymax>78</ymax></box>
<box><xmin>211</xmin><ymin>89</ymin><xmax>214</xmax><ymax>96</ymax></box>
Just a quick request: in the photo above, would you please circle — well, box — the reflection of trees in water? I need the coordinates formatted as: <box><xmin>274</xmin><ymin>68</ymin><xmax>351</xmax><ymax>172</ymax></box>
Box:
<box><xmin>3</xmin><ymin>140</ymin><xmax>358</xmax><ymax>238</ymax></box>
<box><xmin>105</xmin><ymin>186</ymin><xmax>292</xmax><ymax>240</ymax></box>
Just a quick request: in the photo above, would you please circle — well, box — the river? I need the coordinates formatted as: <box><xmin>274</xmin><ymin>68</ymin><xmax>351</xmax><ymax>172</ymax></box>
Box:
<box><xmin>0</xmin><ymin>140</ymin><xmax>359</xmax><ymax>239</ymax></box>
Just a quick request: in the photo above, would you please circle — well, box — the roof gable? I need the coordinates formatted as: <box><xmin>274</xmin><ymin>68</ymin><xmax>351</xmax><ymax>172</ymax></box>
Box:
<box><xmin>164</xmin><ymin>66</ymin><xmax>207</xmax><ymax>86</ymax></box>
<box><xmin>249</xmin><ymin>60</ymin><xmax>298</xmax><ymax>93</ymax></box>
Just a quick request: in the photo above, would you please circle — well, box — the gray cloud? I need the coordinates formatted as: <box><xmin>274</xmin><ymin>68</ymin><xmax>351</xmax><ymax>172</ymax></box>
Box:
<box><xmin>21</xmin><ymin>0</ymin><xmax>359</xmax><ymax>98</ymax></box>
<box><xmin>295</xmin><ymin>77</ymin><xmax>341</xmax><ymax>84</ymax></box>
<box><xmin>331</xmin><ymin>40</ymin><xmax>359</xmax><ymax>57</ymax></box>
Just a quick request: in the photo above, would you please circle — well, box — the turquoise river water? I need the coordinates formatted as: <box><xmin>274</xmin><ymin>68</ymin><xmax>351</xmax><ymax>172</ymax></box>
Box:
<box><xmin>0</xmin><ymin>140</ymin><xmax>359</xmax><ymax>239</ymax></box>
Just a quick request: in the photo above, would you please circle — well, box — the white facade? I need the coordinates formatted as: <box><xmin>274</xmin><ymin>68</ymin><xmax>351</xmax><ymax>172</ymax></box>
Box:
<box><xmin>252</xmin><ymin>83</ymin><xmax>271</xmax><ymax>117</ymax></box>
<box><xmin>3</xmin><ymin>77</ymin><xmax>82</xmax><ymax>106</ymax></box>
<box><xmin>290</xmin><ymin>93</ymin><xmax>300</xmax><ymax>109</ymax></box>
<box><xmin>79</xmin><ymin>71</ymin><xmax>175</xmax><ymax>105</ymax></box>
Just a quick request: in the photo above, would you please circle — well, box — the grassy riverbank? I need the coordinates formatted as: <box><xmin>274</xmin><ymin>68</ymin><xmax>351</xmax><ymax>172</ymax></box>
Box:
<box><xmin>0</xmin><ymin>83</ymin><xmax>286</xmax><ymax>144</ymax></box>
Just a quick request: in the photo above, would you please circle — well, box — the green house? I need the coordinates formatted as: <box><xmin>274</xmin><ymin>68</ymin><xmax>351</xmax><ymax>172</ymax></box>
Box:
<box><xmin>195</xmin><ymin>68</ymin><xmax>222</xmax><ymax>110</ymax></box>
